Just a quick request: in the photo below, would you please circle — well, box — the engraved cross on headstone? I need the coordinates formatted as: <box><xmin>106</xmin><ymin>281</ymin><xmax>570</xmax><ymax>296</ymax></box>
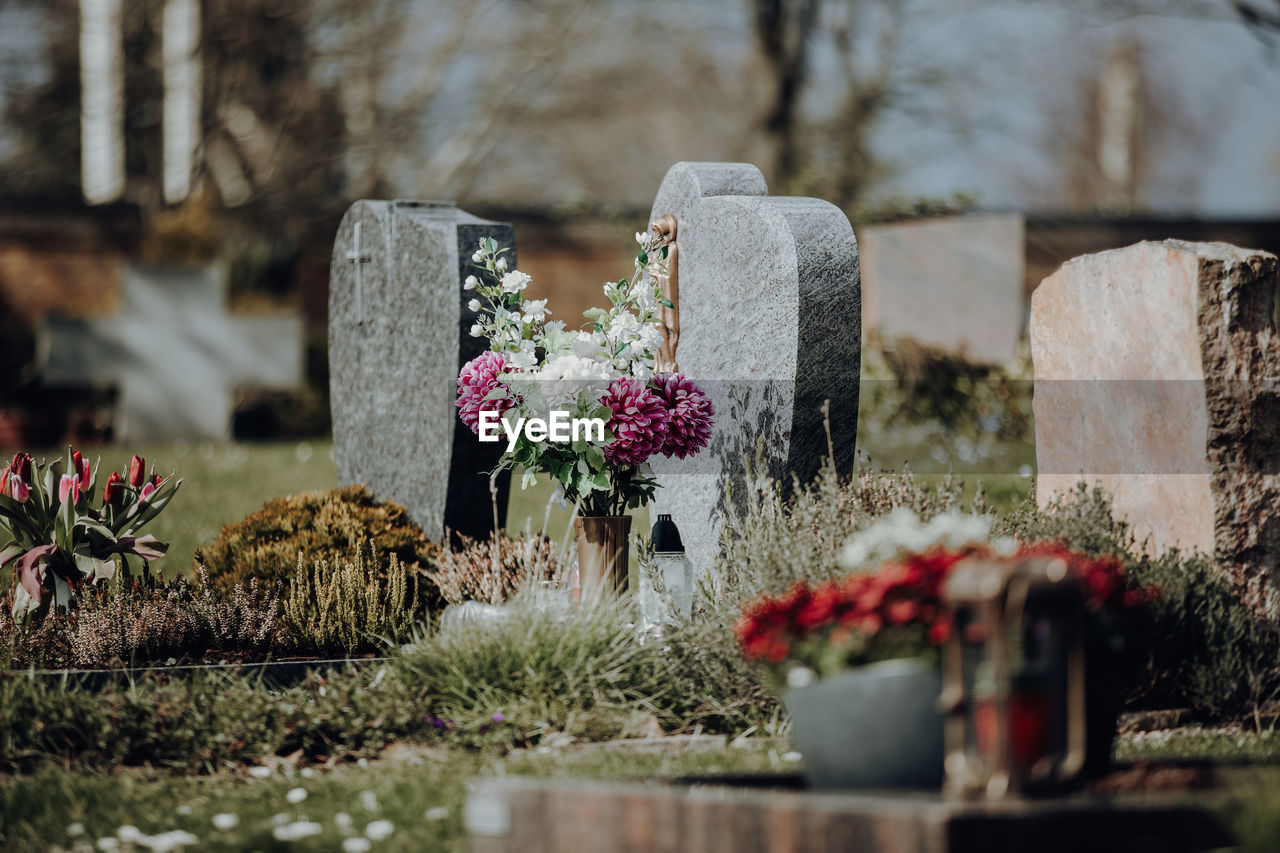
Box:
<box><xmin>344</xmin><ymin>221</ymin><xmax>372</xmax><ymax>323</ymax></box>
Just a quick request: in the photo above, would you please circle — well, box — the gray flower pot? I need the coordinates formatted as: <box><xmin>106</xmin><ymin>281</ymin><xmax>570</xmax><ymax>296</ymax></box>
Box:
<box><xmin>783</xmin><ymin>658</ymin><xmax>945</xmax><ymax>789</ymax></box>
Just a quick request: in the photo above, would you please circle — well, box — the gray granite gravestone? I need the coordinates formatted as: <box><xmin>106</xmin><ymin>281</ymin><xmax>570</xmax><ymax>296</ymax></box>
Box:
<box><xmin>860</xmin><ymin>213</ymin><xmax>1024</xmax><ymax>364</ymax></box>
<box><xmin>646</xmin><ymin>163</ymin><xmax>861</xmax><ymax>581</ymax></box>
<box><xmin>41</xmin><ymin>264</ymin><xmax>302</xmax><ymax>441</ymax></box>
<box><xmin>329</xmin><ymin>200</ymin><xmax>511</xmax><ymax>543</ymax></box>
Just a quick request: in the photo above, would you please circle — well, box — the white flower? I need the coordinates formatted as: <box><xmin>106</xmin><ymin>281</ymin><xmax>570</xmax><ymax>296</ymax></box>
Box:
<box><xmin>469</xmin><ymin>324</ymin><xmax>483</xmax><ymax>338</ymax></box>
<box><xmin>471</xmin><ymin>251</ymin><xmax>483</xmax><ymax>262</ymax></box>
<box><xmin>467</xmin><ymin>298</ymin><xmax>481</xmax><ymax>312</ymax></box>
<box><xmin>68</xmin><ymin>823</ymin><xmax>86</xmax><ymax>837</ymax></box>
<box><xmin>787</xmin><ymin>665</ymin><xmax>816</xmax><ymax>689</ymax></box>
<box><xmin>464</xmin><ymin>275</ymin><xmax>478</xmax><ymax>290</ymax></box>
<box><xmin>506</xmin><ymin>346</ymin><xmax>539</xmax><ymax>372</ymax></box>
<box><xmin>140</xmin><ymin>830</ymin><xmax>199</xmax><ymax>852</ymax></box>
<box><xmin>359</xmin><ymin>791</ymin><xmax>380</xmax><ymax>813</ymax></box>
<box><xmin>272</xmin><ymin>821</ymin><xmax>323</xmax><ymax>841</ymax></box>
<box><xmin>248</xmin><ymin>765</ymin><xmax>271</xmax><ymax>779</ymax></box>
<box><xmin>636</xmin><ymin>324</ymin><xmax>663</xmax><ymax>354</ymax></box>
<box><xmin>522</xmin><ymin>299</ymin><xmax>549</xmax><ymax>322</ymax></box>
<box><xmin>608</xmin><ymin>311</ymin><xmax>641</xmax><ymax>340</ymax></box>
<box><xmin>500</xmin><ymin>271</ymin><xmax>531</xmax><ymax>293</ymax></box>
<box><xmin>96</xmin><ymin>838</ymin><xmax>120</xmax><ymax>851</ymax></box>
<box><xmin>496</xmin><ymin>257</ymin><xmax>508</xmax><ymax>271</ymax></box>
<box><xmin>286</xmin><ymin>787</ymin><xmax>308</xmax><ymax>804</ymax></box>
<box><xmin>635</xmin><ymin>231</ymin><xmax>649</xmax><ymax>245</ymax></box>
<box><xmin>342</xmin><ymin>838</ymin><xmax>372</xmax><ymax>853</ymax></box>
<box><xmin>837</xmin><ymin>508</ymin><xmax>994</xmax><ymax>569</ymax></box>
<box><xmin>424</xmin><ymin>807</ymin><xmax>449</xmax><ymax>821</ymax></box>
<box><xmin>543</xmin><ymin>319</ymin><xmax>565</xmax><ymax>334</ymax></box>
<box><xmin>571</xmin><ymin>331</ymin><xmax>606</xmax><ymax>359</ymax></box>
<box><xmin>365</xmin><ymin>820</ymin><xmax>395</xmax><ymax>841</ymax></box>
<box><xmin>538</xmin><ymin>354</ymin><xmax>613</xmax><ymax>383</ymax></box>
<box><xmin>335</xmin><ymin>812</ymin><xmax>353</xmax><ymax>831</ymax></box>
<box><xmin>211</xmin><ymin>814</ymin><xmax>239</xmax><ymax>831</ymax></box>
<box><xmin>117</xmin><ymin>826</ymin><xmax>143</xmax><ymax>843</ymax></box>
<box><xmin>176</xmin><ymin>804</ymin><xmax>192</xmax><ymax>815</ymax></box>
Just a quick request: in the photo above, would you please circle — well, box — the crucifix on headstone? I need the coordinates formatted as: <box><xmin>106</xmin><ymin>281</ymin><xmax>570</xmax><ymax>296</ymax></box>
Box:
<box><xmin>344</xmin><ymin>221</ymin><xmax>372</xmax><ymax>323</ymax></box>
<box><xmin>329</xmin><ymin>200</ymin><xmax>513</xmax><ymax>544</ymax></box>
<box><xmin>645</xmin><ymin>162</ymin><xmax>862</xmax><ymax>581</ymax></box>
<box><xmin>40</xmin><ymin>265</ymin><xmax>303</xmax><ymax>441</ymax></box>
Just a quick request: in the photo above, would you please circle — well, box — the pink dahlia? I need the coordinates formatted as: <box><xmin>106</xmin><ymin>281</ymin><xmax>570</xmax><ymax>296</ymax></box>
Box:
<box><xmin>601</xmin><ymin>377</ymin><xmax>671</xmax><ymax>467</ymax></box>
<box><xmin>651</xmin><ymin>373</ymin><xmax>714</xmax><ymax>459</ymax></box>
<box><xmin>456</xmin><ymin>351</ymin><xmax>514</xmax><ymax>435</ymax></box>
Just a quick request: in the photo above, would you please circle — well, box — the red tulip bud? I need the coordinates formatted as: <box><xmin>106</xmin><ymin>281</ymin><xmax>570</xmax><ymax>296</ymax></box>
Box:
<box><xmin>10</xmin><ymin>477</ymin><xmax>28</xmax><ymax>503</ymax></box>
<box><xmin>103</xmin><ymin>471</ymin><xmax>124</xmax><ymax>504</ymax></box>
<box><xmin>139</xmin><ymin>481</ymin><xmax>157</xmax><ymax>503</ymax></box>
<box><xmin>73</xmin><ymin>450</ymin><xmax>90</xmax><ymax>484</ymax></box>
<box><xmin>150</xmin><ymin>473</ymin><xmax>163</xmax><ymax>487</ymax></box>
<box><xmin>128</xmin><ymin>455</ymin><xmax>146</xmax><ymax>487</ymax></box>
<box><xmin>10</xmin><ymin>452</ymin><xmax>31</xmax><ymax>483</ymax></box>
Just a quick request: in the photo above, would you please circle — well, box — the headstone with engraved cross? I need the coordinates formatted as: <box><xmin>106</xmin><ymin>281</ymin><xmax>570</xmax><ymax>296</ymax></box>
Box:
<box><xmin>329</xmin><ymin>200</ymin><xmax>512</xmax><ymax>543</ymax></box>
<box><xmin>40</xmin><ymin>264</ymin><xmax>303</xmax><ymax>441</ymax></box>
<box><xmin>646</xmin><ymin>162</ymin><xmax>862</xmax><ymax>582</ymax></box>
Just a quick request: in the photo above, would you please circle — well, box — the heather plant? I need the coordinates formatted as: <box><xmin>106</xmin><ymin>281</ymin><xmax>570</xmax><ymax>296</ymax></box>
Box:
<box><xmin>283</xmin><ymin>541</ymin><xmax>420</xmax><ymax>654</ymax></box>
<box><xmin>1</xmin><ymin>567</ymin><xmax>282</xmax><ymax>668</ymax></box>
<box><xmin>427</xmin><ymin>532</ymin><xmax>566</xmax><ymax>606</ymax></box>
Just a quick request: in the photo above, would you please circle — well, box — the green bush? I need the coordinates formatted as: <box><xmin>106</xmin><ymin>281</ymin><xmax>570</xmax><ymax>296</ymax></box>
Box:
<box><xmin>995</xmin><ymin>484</ymin><xmax>1280</xmax><ymax>722</ymax></box>
<box><xmin>201</xmin><ymin>485</ymin><xmax>441</xmax><ymax>605</ymax></box>
<box><xmin>284</xmin><ymin>542</ymin><xmax>420</xmax><ymax>654</ymax></box>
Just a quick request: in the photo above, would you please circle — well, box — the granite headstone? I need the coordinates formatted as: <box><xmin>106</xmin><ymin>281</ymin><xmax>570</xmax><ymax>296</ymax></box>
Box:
<box><xmin>860</xmin><ymin>212</ymin><xmax>1025</xmax><ymax>364</ymax></box>
<box><xmin>1032</xmin><ymin>240</ymin><xmax>1280</xmax><ymax>616</ymax></box>
<box><xmin>41</xmin><ymin>264</ymin><xmax>302</xmax><ymax>441</ymax></box>
<box><xmin>329</xmin><ymin>200</ymin><xmax>511</xmax><ymax>543</ymax></box>
<box><xmin>647</xmin><ymin>162</ymin><xmax>861</xmax><ymax>581</ymax></box>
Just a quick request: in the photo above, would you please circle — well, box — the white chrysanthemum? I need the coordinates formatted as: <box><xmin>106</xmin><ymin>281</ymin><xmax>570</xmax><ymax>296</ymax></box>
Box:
<box><xmin>837</xmin><ymin>508</ymin><xmax>995</xmax><ymax>570</ymax></box>
<box><xmin>608</xmin><ymin>311</ymin><xmax>641</xmax><ymax>340</ymax></box>
<box><xmin>538</xmin><ymin>354</ymin><xmax>613</xmax><ymax>383</ymax></box>
<box><xmin>571</xmin><ymin>331</ymin><xmax>607</xmax><ymax>359</ymax></box>
<box><xmin>636</xmin><ymin>324</ymin><xmax>663</xmax><ymax>354</ymax></box>
<box><xmin>501</xmin><ymin>271</ymin><xmax>531</xmax><ymax>293</ymax></box>
<box><xmin>506</xmin><ymin>346</ymin><xmax>539</xmax><ymax>372</ymax></box>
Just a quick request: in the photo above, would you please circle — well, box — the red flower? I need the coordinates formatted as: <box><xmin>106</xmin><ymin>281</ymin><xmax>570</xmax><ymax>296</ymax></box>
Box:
<box><xmin>72</xmin><ymin>450</ymin><xmax>90</xmax><ymax>484</ymax></box>
<box><xmin>10</xmin><ymin>452</ymin><xmax>32</xmax><ymax>483</ymax></box>
<box><xmin>102</xmin><ymin>471</ymin><xmax>124</xmax><ymax>504</ymax></box>
<box><xmin>128</xmin><ymin>455</ymin><xmax>146</xmax><ymax>487</ymax></box>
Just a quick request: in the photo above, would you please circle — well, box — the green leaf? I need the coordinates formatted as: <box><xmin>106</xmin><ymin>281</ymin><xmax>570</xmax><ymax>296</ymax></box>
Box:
<box><xmin>614</xmin><ymin>343</ymin><xmax>628</xmax><ymax>356</ymax></box>
<box><xmin>658</xmin><ymin>298</ymin><xmax>674</xmax><ymax>309</ymax></box>
<box><xmin>591</xmin><ymin>470</ymin><xmax>611</xmax><ymax>490</ymax></box>
<box><xmin>583</xmin><ymin>308</ymin><xmax>607</xmax><ymax>321</ymax></box>
<box><xmin>637</xmin><ymin>250</ymin><xmax>648</xmax><ymax>265</ymax></box>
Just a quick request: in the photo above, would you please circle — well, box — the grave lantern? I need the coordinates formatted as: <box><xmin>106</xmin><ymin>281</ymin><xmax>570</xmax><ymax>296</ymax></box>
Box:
<box><xmin>938</xmin><ymin>556</ymin><xmax>1088</xmax><ymax>798</ymax></box>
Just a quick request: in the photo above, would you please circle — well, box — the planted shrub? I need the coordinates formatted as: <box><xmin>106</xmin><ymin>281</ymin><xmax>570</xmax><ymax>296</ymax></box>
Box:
<box><xmin>1</xmin><ymin>567</ymin><xmax>283</xmax><ymax>669</ymax></box>
<box><xmin>201</xmin><ymin>485</ymin><xmax>441</xmax><ymax>605</ymax></box>
<box><xmin>427</xmin><ymin>533</ymin><xmax>566</xmax><ymax>606</ymax></box>
<box><xmin>283</xmin><ymin>541</ymin><xmax>420</xmax><ymax>654</ymax></box>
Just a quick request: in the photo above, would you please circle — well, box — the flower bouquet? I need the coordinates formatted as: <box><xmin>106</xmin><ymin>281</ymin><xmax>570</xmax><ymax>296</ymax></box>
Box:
<box><xmin>734</xmin><ymin>509</ymin><xmax>1157</xmax><ymax>788</ymax></box>
<box><xmin>455</xmin><ymin>231</ymin><xmax>713</xmax><ymax>595</ymax></box>
<box><xmin>1</xmin><ymin>450</ymin><xmax>181</xmax><ymax>622</ymax></box>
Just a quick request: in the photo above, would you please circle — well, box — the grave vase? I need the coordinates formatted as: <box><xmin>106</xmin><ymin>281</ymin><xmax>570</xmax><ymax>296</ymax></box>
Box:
<box><xmin>574</xmin><ymin>515</ymin><xmax>631</xmax><ymax>601</ymax></box>
<box><xmin>784</xmin><ymin>658</ymin><xmax>944</xmax><ymax>790</ymax></box>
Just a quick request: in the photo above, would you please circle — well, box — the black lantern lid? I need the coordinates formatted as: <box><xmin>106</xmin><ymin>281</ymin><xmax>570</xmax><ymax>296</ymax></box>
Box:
<box><xmin>651</xmin><ymin>513</ymin><xmax>684</xmax><ymax>553</ymax></box>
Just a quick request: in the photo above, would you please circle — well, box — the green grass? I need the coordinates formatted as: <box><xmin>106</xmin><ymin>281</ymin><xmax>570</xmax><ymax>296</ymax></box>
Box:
<box><xmin>0</xmin><ymin>741</ymin><xmax>798</xmax><ymax>851</ymax></box>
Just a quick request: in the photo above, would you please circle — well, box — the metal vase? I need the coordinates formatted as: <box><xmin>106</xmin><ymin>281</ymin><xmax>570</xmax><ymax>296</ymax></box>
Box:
<box><xmin>574</xmin><ymin>515</ymin><xmax>632</xmax><ymax>601</ymax></box>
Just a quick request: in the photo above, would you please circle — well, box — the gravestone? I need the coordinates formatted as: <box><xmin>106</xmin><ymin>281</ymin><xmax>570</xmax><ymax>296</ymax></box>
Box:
<box><xmin>329</xmin><ymin>200</ymin><xmax>511</xmax><ymax>543</ymax></box>
<box><xmin>646</xmin><ymin>162</ymin><xmax>861</xmax><ymax>580</ymax></box>
<box><xmin>41</xmin><ymin>264</ymin><xmax>301</xmax><ymax>441</ymax></box>
<box><xmin>860</xmin><ymin>213</ymin><xmax>1024</xmax><ymax>364</ymax></box>
<box><xmin>1032</xmin><ymin>240</ymin><xmax>1280</xmax><ymax>615</ymax></box>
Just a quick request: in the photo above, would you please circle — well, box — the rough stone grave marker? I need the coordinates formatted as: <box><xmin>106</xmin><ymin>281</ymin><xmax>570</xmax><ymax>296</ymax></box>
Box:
<box><xmin>329</xmin><ymin>200</ymin><xmax>511</xmax><ymax>543</ymax></box>
<box><xmin>1032</xmin><ymin>240</ymin><xmax>1280</xmax><ymax>615</ymax></box>
<box><xmin>41</xmin><ymin>264</ymin><xmax>302</xmax><ymax>441</ymax></box>
<box><xmin>646</xmin><ymin>162</ymin><xmax>861</xmax><ymax>579</ymax></box>
<box><xmin>860</xmin><ymin>212</ymin><xmax>1025</xmax><ymax>364</ymax></box>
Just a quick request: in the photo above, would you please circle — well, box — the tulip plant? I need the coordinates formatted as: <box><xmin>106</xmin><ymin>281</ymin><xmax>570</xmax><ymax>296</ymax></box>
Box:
<box><xmin>0</xmin><ymin>449</ymin><xmax>181</xmax><ymax>622</ymax></box>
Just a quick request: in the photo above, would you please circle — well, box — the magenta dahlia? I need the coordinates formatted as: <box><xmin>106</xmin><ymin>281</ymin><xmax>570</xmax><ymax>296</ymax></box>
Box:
<box><xmin>651</xmin><ymin>373</ymin><xmax>714</xmax><ymax>458</ymax></box>
<box><xmin>600</xmin><ymin>376</ymin><xmax>671</xmax><ymax>467</ymax></box>
<box><xmin>456</xmin><ymin>351</ymin><xmax>514</xmax><ymax>434</ymax></box>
